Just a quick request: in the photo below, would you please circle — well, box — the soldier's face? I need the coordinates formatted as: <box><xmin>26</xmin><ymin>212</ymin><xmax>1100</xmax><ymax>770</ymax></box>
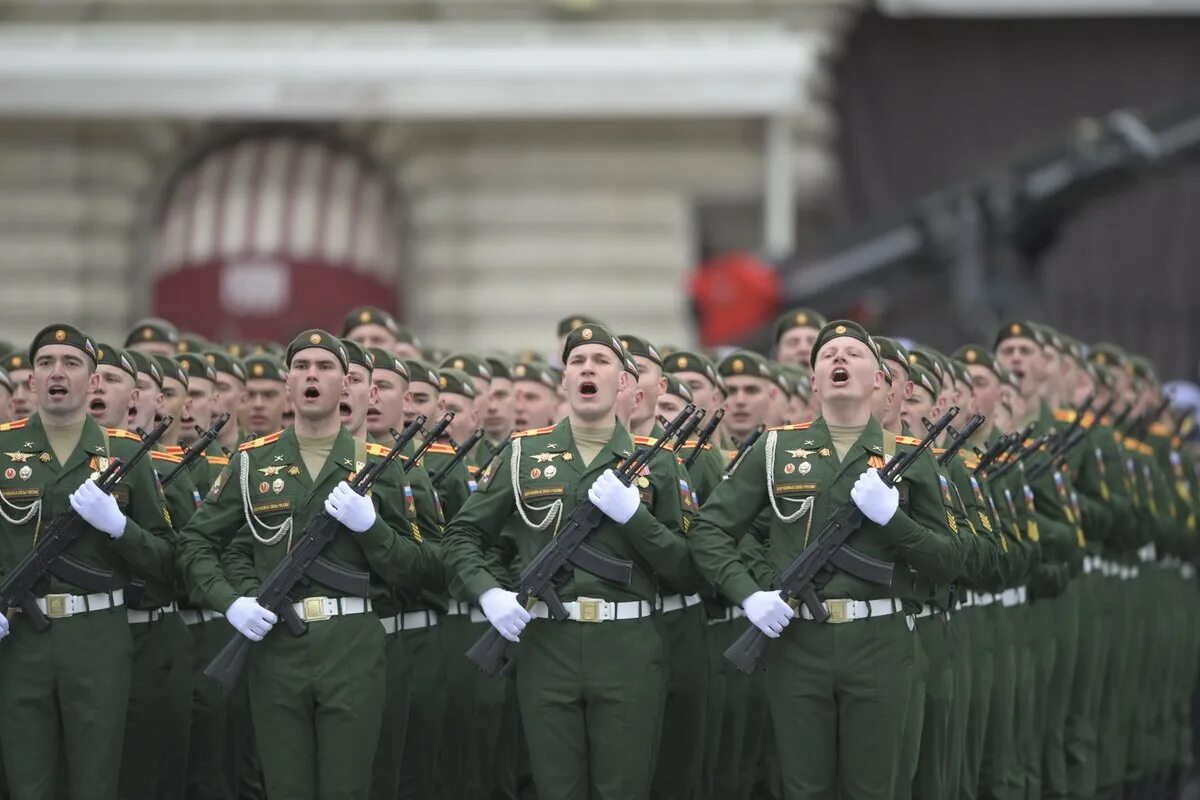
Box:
<box><xmin>616</xmin><ymin>372</ymin><xmax>643</xmax><ymax>427</ymax></box>
<box><xmin>967</xmin><ymin>366</ymin><xmax>1000</xmax><ymax>420</ymax></box>
<box><xmin>999</xmin><ymin>384</ymin><xmax>1025</xmax><ymax>429</ymax></box>
<box><xmin>9</xmin><ymin>369</ymin><xmax>34</xmax><ymax>416</ymax></box>
<box><xmin>438</xmin><ymin>392</ymin><xmax>478</xmax><ymax>444</ymax></box>
<box><xmin>341</xmin><ymin>364</ymin><xmax>378</xmax><ymax>433</ymax></box>
<box><xmin>31</xmin><ymin>346</ymin><xmax>98</xmax><ymax>418</ymax></box>
<box><xmin>790</xmin><ymin>394</ymin><xmax>815</xmax><ymax>426</ymax></box>
<box><xmin>996</xmin><ymin>337</ymin><xmax>1041</xmax><ymax>397</ymax></box>
<box><xmin>562</xmin><ymin>344</ymin><xmax>622</xmax><ymax>423</ymax></box>
<box><xmin>131</xmin><ymin>373</ymin><xmax>163</xmax><ymax>432</ymax></box>
<box><xmin>286</xmin><ymin>349</ymin><xmax>348</xmax><ymax>423</ymax></box>
<box><xmin>674</xmin><ymin>371</ymin><xmax>716</xmax><ymax>413</ymax></box>
<box><xmin>1073</xmin><ymin>371</ymin><xmax>1095</xmax><ymax>409</ymax></box>
<box><xmin>183</xmin><ymin>378</ymin><xmax>216</xmax><ymax>445</ymax></box>
<box><xmin>128</xmin><ymin>341</ymin><xmax>177</xmax><ymax>359</ymax></box>
<box><xmin>777</xmin><ymin>327</ymin><xmax>820</xmax><ymax>368</ymax></box>
<box><xmin>902</xmin><ymin>384</ymin><xmax>938</xmax><ymax>434</ymax></box>
<box><xmin>884</xmin><ymin>360</ymin><xmax>913</xmax><ymax>402</ymax></box>
<box><xmin>403</xmin><ymin>382</ymin><xmax>439</xmax><ymax>426</ymax></box>
<box><xmin>347</xmin><ymin>324</ymin><xmax>397</xmax><ymax>352</ymax></box>
<box><xmin>513</xmin><ymin>382</ymin><xmax>558</xmax><ymax>430</ymax></box>
<box><xmin>393</xmin><ymin>342</ymin><xmax>422</xmax><ymax>362</ymax></box>
<box><xmin>213</xmin><ymin>373</ymin><xmax>245</xmax><ymax>423</ymax></box>
<box><xmin>90</xmin><ymin>365</ymin><xmax>138</xmax><ymax>429</ymax></box>
<box><xmin>242</xmin><ymin>379</ymin><xmax>286</xmax><ymax>436</ymax></box>
<box><xmin>656</xmin><ymin>393</ymin><xmax>689</xmax><ymax>422</ymax></box>
<box><xmin>368</xmin><ymin>371</ymin><xmax>407</xmax><ymax>437</ymax></box>
<box><xmin>0</xmin><ymin>385</ymin><xmax>9</xmax><ymax>423</ymax></box>
<box><xmin>812</xmin><ymin>338</ymin><xmax>882</xmax><ymax>407</ymax></box>
<box><xmin>159</xmin><ymin>377</ymin><xmax>189</xmax><ymax>435</ymax></box>
<box><xmin>871</xmin><ymin>379</ymin><xmax>896</xmax><ymax>427</ymax></box>
<box><xmin>724</xmin><ymin>376</ymin><xmax>777</xmax><ymax>441</ymax></box>
<box><xmin>483</xmin><ymin>377</ymin><xmax>515</xmax><ymax>441</ymax></box>
<box><xmin>631</xmin><ymin>358</ymin><xmax>664</xmax><ymax>428</ymax></box>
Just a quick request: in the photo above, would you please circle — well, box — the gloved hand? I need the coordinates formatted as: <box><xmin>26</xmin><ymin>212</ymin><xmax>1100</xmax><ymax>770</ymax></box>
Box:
<box><xmin>69</xmin><ymin>479</ymin><xmax>127</xmax><ymax>539</ymax></box>
<box><xmin>742</xmin><ymin>590</ymin><xmax>794</xmax><ymax>638</ymax></box>
<box><xmin>479</xmin><ymin>588</ymin><xmax>532</xmax><ymax>643</ymax></box>
<box><xmin>324</xmin><ymin>481</ymin><xmax>376</xmax><ymax>533</ymax></box>
<box><xmin>226</xmin><ymin>597</ymin><xmax>277</xmax><ymax>642</ymax></box>
<box><xmin>587</xmin><ymin>469</ymin><xmax>641</xmax><ymax>525</ymax></box>
<box><xmin>0</xmin><ymin>612</ymin><xmax>9</xmax><ymax>641</ymax></box>
<box><xmin>851</xmin><ymin>468</ymin><xmax>899</xmax><ymax>526</ymax></box>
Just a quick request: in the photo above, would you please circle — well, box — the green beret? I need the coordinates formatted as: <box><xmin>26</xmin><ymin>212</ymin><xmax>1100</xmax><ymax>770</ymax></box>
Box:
<box><xmin>620</xmin><ymin>346</ymin><xmax>639</xmax><ymax>379</ymax></box>
<box><xmin>94</xmin><ymin>343</ymin><xmax>137</xmax><ymax>381</ymax></box>
<box><xmin>484</xmin><ymin>355</ymin><xmax>512</xmax><ymax>382</ymax></box>
<box><xmin>557</xmin><ymin>314</ymin><xmax>606</xmax><ymax>338</ymax></box>
<box><xmin>952</xmin><ymin>344</ymin><xmax>1001</xmax><ymax>379</ymax></box>
<box><xmin>663</xmin><ymin>374</ymin><xmax>693</xmax><ymax>403</ymax></box>
<box><xmin>949</xmin><ymin>360</ymin><xmax>973</xmax><ymax>388</ymax></box>
<box><xmin>0</xmin><ymin>341</ymin><xmax>13</xmax><ymax>360</ymax></box>
<box><xmin>513</xmin><ymin>349</ymin><xmax>544</xmax><ymax>365</ymax></box>
<box><xmin>0</xmin><ymin>366</ymin><xmax>11</xmax><ymax>393</ymax></box>
<box><xmin>873</xmin><ymin>337</ymin><xmax>911</xmax><ymax>372</ymax></box>
<box><xmin>773</xmin><ymin>308</ymin><xmax>828</xmax><ymax>343</ymax></box>
<box><xmin>126</xmin><ymin>350</ymin><xmax>164</xmax><ymax>388</ymax></box>
<box><xmin>286</xmin><ymin>330</ymin><xmax>348</xmax><ymax>373</ymax></box>
<box><xmin>1091</xmin><ymin>362</ymin><xmax>1116</xmax><ymax>390</ymax></box>
<box><xmin>908</xmin><ymin>363</ymin><xmax>941</xmax><ymax>399</ymax></box>
<box><xmin>30</xmin><ymin>323</ymin><xmax>98</xmax><ymax>366</ymax></box>
<box><xmin>153</xmin><ymin>355</ymin><xmax>188</xmax><ymax>388</ymax></box>
<box><xmin>175</xmin><ymin>353</ymin><xmax>216</xmax><ymax>383</ymax></box>
<box><xmin>204</xmin><ymin>350</ymin><xmax>246</xmax><ymax>383</ymax></box>
<box><xmin>561</xmin><ymin>324</ymin><xmax>624</xmax><ymax>364</ymax></box>
<box><xmin>2</xmin><ymin>352</ymin><xmax>29</xmax><ymax>373</ymax></box>
<box><xmin>243</xmin><ymin>354</ymin><xmax>286</xmax><ymax>383</ymax></box>
<box><xmin>1036</xmin><ymin>325</ymin><xmax>1067</xmax><ymax>354</ymax></box>
<box><xmin>781</xmin><ymin>365</ymin><xmax>812</xmax><ymax>400</ymax></box>
<box><xmin>176</xmin><ymin>334</ymin><xmax>209</xmax><ymax>355</ymax></box>
<box><xmin>809</xmin><ymin>320</ymin><xmax>880</xmax><ymax>369</ymax></box>
<box><xmin>511</xmin><ymin>361</ymin><xmax>559</xmax><ymax>391</ymax></box>
<box><xmin>994</xmin><ymin>320</ymin><xmax>1045</xmax><ymax>350</ymax></box>
<box><xmin>124</xmin><ymin>317</ymin><xmax>179</xmax><ymax>348</ymax></box>
<box><xmin>367</xmin><ymin>348</ymin><xmax>408</xmax><ymax>381</ymax></box>
<box><xmin>403</xmin><ymin>359</ymin><xmax>441</xmax><ymax>388</ymax></box>
<box><xmin>907</xmin><ymin>347</ymin><xmax>944</xmax><ymax>384</ymax></box>
<box><xmin>618</xmin><ymin>335</ymin><xmax>663</xmax><ymax>367</ymax></box>
<box><xmin>438</xmin><ymin>368</ymin><xmax>477</xmax><ymax>398</ymax></box>
<box><xmin>395</xmin><ymin>326</ymin><xmax>421</xmax><ymax>348</ymax></box>
<box><xmin>718</xmin><ymin>350</ymin><xmax>774</xmax><ymax>380</ymax></box>
<box><xmin>995</xmin><ymin>364</ymin><xmax>1020</xmax><ymax>390</ymax></box>
<box><xmin>768</xmin><ymin>363</ymin><xmax>794</xmax><ymax>398</ymax></box>
<box><xmin>342</xmin><ymin>305</ymin><xmax>400</xmax><ymax>338</ymax></box>
<box><xmin>1089</xmin><ymin>343</ymin><xmax>1128</xmax><ymax>370</ymax></box>
<box><xmin>340</xmin><ymin>339</ymin><xmax>373</xmax><ymax>371</ymax></box>
<box><xmin>1128</xmin><ymin>355</ymin><xmax>1157</xmax><ymax>384</ymax></box>
<box><xmin>662</xmin><ymin>351</ymin><xmax>718</xmax><ymax>387</ymax></box>
<box><xmin>441</xmin><ymin>353</ymin><xmax>492</xmax><ymax>383</ymax></box>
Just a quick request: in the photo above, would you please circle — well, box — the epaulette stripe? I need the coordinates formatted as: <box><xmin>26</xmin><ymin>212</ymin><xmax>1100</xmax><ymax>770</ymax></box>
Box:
<box><xmin>151</xmin><ymin>451</ymin><xmax>184</xmax><ymax>463</ymax></box>
<box><xmin>896</xmin><ymin>435</ymin><xmax>922</xmax><ymax>446</ymax></box>
<box><xmin>426</xmin><ymin>443</ymin><xmax>457</xmax><ymax>455</ymax></box>
<box><xmin>513</xmin><ymin>426</ymin><xmax>556</xmax><ymax>439</ymax></box>
<box><xmin>206</xmin><ymin>455</ymin><xmax>231</xmax><ymax>466</ymax></box>
<box><xmin>681</xmin><ymin>439</ymin><xmax>714</xmax><ymax>451</ymax></box>
<box><xmin>1054</xmin><ymin>410</ymin><xmax>1077</xmax><ymax>423</ymax></box>
<box><xmin>107</xmin><ymin>428</ymin><xmax>143</xmax><ymax>441</ymax></box>
<box><xmin>768</xmin><ymin>422</ymin><xmax>813</xmax><ymax>432</ymax></box>
<box><xmin>633</xmin><ymin>436</ymin><xmax>658</xmax><ymax>446</ymax></box>
<box><xmin>239</xmin><ymin>431</ymin><xmax>284</xmax><ymax>451</ymax></box>
<box><xmin>0</xmin><ymin>418</ymin><xmax>29</xmax><ymax>432</ymax></box>
<box><xmin>364</xmin><ymin>443</ymin><xmax>392</xmax><ymax>457</ymax></box>
<box><xmin>1149</xmin><ymin>423</ymin><xmax>1171</xmax><ymax>437</ymax></box>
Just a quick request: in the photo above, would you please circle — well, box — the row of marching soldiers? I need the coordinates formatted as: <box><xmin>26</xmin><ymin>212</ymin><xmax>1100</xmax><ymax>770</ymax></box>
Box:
<box><xmin>0</xmin><ymin>305</ymin><xmax>1194</xmax><ymax>800</ymax></box>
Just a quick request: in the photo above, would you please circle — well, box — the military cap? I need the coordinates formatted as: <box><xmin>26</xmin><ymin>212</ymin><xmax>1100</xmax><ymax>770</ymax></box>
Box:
<box><xmin>340</xmin><ymin>339</ymin><xmax>374</xmax><ymax>371</ymax></box>
<box><xmin>513</xmin><ymin>349</ymin><xmax>544</xmax><ymax>365</ymax></box>
<box><xmin>949</xmin><ymin>359</ymin><xmax>973</xmax><ymax>390</ymax></box>
<box><xmin>511</xmin><ymin>361</ymin><xmax>559</xmax><ymax>391</ymax></box>
<box><xmin>176</xmin><ymin>353</ymin><xmax>217</xmax><ymax>383</ymax></box>
<box><xmin>3</xmin><ymin>352</ymin><xmax>30</xmax><ymax>373</ymax></box>
<box><xmin>557</xmin><ymin>314</ymin><xmax>606</xmax><ymax>338</ymax></box>
<box><xmin>30</xmin><ymin>323</ymin><xmax>98</xmax><ymax>365</ymax></box>
<box><xmin>422</xmin><ymin>346</ymin><xmax>448</xmax><ymax>364</ymax></box>
<box><xmin>718</xmin><ymin>350</ymin><xmax>774</xmax><ymax>380</ymax></box>
<box><xmin>176</xmin><ymin>334</ymin><xmax>209</xmax><ymax>355</ymax></box>
<box><xmin>126</xmin><ymin>350</ymin><xmax>164</xmax><ymax>388</ymax></box>
<box><xmin>484</xmin><ymin>355</ymin><xmax>512</xmax><ymax>382</ymax></box>
<box><xmin>243</xmin><ymin>354</ymin><xmax>286</xmax><ymax>383</ymax></box>
<box><xmin>561</xmin><ymin>324</ymin><xmax>624</xmax><ymax>364</ymax></box>
<box><xmin>125</xmin><ymin>317</ymin><xmax>179</xmax><ymax>348</ymax></box>
<box><xmin>403</xmin><ymin>359</ymin><xmax>441</xmax><ymax>388</ymax></box>
<box><xmin>907</xmin><ymin>347</ymin><xmax>945</xmax><ymax>384</ymax></box>
<box><xmin>441</xmin><ymin>353</ymin><xmax>492</xmax><ymax>383</ymax></box>
<box><xmin>618</xmin><ymin>335</ymin><xmax>663</xmax><ymax>368</ymax></box>
<box><xmin>781</xmin><ymin>365</ymin><xmax>812</xmax><ymax>400</ymax></box>
<box><xmin>1091</xmin><ymin>362</ymin><xmax>1116</xmax><ymax>390</ymax></box>
<box><xmin>204</xmin><ymin>350</ymin><xmax>246</xmax><ymax>383</ymax></box>
<box><xmin>873</xmin><ymin>337</ymin><xmax>911</xmax><ymax>373</ymax></box>
<box><xmin>994</xmin><ymin>320</ymin><xmax>1046</xmax><ymax>350</ymax></box>
<box><xmin>996</xmin><ymin>364</ymin><xmax>1020</xmax><ymax>390</ymax></box>
<box><xmin>286</xmin><ymin>330</ymin><xmax>349</xmax><ymax>373</ymax></box>
<box><xmin>438</xmin><ymin>368</ymin><xmax>477</xmax><ymax>399</ymax></box>
<box><xmin>663</xmin><ymin>374</ymin><xmax>693</xmax><ymax>403</ymax></box>
<box><xmin>0</xmin><ymin>366</ymin><xmax>12</xmax><ymax>393</ymax></box>
<box><xmin>153</xmin><ymin>354</ymin><xmax>188</xmax><ymax>388</ymax></box>
<box><xmin>810</xmin><ymin>320</ymin><xmax>880</xmax><ymax>369</ymax></box>
<box><xmin>908</xmin><ymin>363</ymin><xmax>941</xmax><ymax>399</ymax></box>
<box><xmin>1128</xmin><ymin>355</ymin><xmax>1157</xmax><ymax>385</ymax></box>
<box><xmin>0</xmin><ymin>341</ymin><xmax>12</xmax><ymax>360</ymax></box>
<box><xmin>662</xmin><ymin>350</ymin><xmax>719</xmax><ymax>387</ymax></box>
<box><xmin>1089</xmin><ymin>343</ymin><xmax>1127</xmax><ymax>369</ymax></box>
<box><xmin>952</xmin><ymin>344</ymin><xmax>1001</xmax><ymax>378</ymax></box>
<box><xmin>773</xmin><ymin>308</ymin><xmax>828</xmax><ymax>343</ymax></box>
<box><xmin>342</xmin><ymin>305</ymin><xmax>400</xmax><ymax>338</ymax></box>
<box><xmin>395</xmin><ymin>326</ymin><xmax>422</xmax><ymax>348</ymax></box>
<box><xmin>368</xmin><ymin>347</ymin><xmax>408</xmax><ymax>381</ymax></box>
<box><xmin>620</xmin><ymin>346</ymin><xmax>640</xmax><ymax>380</ymax></box>
<box><xmin>94</xmin><ymin>343</ymin><xmax>137</xmax><ymax>381</ymax></box>
<box><xmin>768</xmin><ymin>364</ymin><xmax>795</xmax><ymax>397</ymax></box>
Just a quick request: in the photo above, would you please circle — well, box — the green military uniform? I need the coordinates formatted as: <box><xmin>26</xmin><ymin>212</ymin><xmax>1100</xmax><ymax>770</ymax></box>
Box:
<box><xmin>444</xmin><ymin>399</ymin><xmax>695</xmax><ymax>800</ymax></box>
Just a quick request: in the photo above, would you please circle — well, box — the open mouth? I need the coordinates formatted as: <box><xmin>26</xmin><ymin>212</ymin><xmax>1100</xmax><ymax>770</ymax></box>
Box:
<box><xmin>579</xmin><ymin>381</ymin><xmax>598</xmax><ymax>397</ymax></box>
<box><xmin>89</xmin><ymin>398</ymin><xmax>107</xmax><ymax>413</ymax></box>
<box><xmin>304</xmin><ymin>387</ymin><xmax>320</xmax><ymax>400</ymax></box>
<box><xmin>339</xmin><ymin>402</ymin><xmax>352</xmax><ymax>417</ymax></box>
<box><xmin>831</xmin><ymin>367</ymin><xmax>850</xmax><ymax>386</ymax></box>
<box><xmin>47</xmin><ymin>385</ymin><xmax>68</xmax><ymax>398</ymax></box>
<box><xmin>1012</xmin><ymin>370</ymin><xmax>1025</xmax><ymax>382</ymax></box>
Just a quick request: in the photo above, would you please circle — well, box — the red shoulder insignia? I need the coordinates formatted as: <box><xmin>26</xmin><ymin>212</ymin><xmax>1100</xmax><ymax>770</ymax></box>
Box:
<box><xmin>633</xmin><ymin>435</ymin><xmax>673</xmax><ymax>453</ymax></box>
<box><xmin>365</xmin><ymin>442</ymin><xmax>392</xmax><ymax>457</ymax></box>
<box><xmin>239</xmin><ymin>431</ymin><xmax>284</xmax><ymax>451</ymax></box>
<box><xmin>0</xmin><ymin>418</ymin><xmax>29</xmax><ymax>432</ymax></box>
<box><xmin>164</xmin><ymin>445</ymin><xmax>186</xmax><ymax>456</ymax></box>
<box><xmin>513</xmin><ymin>426</ymin><xmax>556</xmax><ymax>439</ymax></box>
<box><xmin>896</xmin><ymin>435</ymin><xmax>923</xmax><ymax>446</ymax></box>
<box><xmin>426</xmin><ymin>443</ymin><xmax>457</xmax><ymax>455</ymax></box>
<box><xmin>107</xmin><ymin>428</ymin><xmax>143</xmax><ymax>442</ymax></box>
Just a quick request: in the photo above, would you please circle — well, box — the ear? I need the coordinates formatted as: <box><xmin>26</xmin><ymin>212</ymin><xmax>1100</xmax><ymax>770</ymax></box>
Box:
<box><xmin>88</xmin><ymin>372</ymin><xmax>101</xmax><ymax>393</ymax></box>
<box><xmin>657</xmin><ymin>375</ymin><xmax>668</xmax><ymax>395</ymax></box>
<box><xmin>129</xmin><ymin>388</ymin><xmax>140</xmax><ymax>408</ymax></box>
<box><xmin>872</xmin><ymin>369</ymin><xmax>883</xmax><ymax>391</ymax></box>
<box><xmin>617</xmin><ymin>371</ymin><xmax>630</xmax><ymax>393</ymax></box>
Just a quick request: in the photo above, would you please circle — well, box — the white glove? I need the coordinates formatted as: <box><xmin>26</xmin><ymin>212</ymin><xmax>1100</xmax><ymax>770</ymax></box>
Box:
<box><xmin>479</xmin><ymin>588</ymin><xmax>532</xmax><ymax>643</ymax></box>
<box><xmin>851</xmin><ymin>468</ymin><xmax>899</xmax><ymax>526</ymax></box>
<box><xmin>324</xmin><ymin>481</ymin><xmax>376</xmax><ymax>533</ymax></box>
<box><xmin>69</xmin><ymin>479</ymin><xmax>127</xmax><ymax>539</ymax></box>
<box><xmin>0</xmin><ymin>613</ymin><xmax>9</xmax><ymax>641</ymax></box>
<box><xmin>742</xmin><ymin>590</ymin><xmax>794</xmax><ymax>638</ymax></box>
<box><xmin>226</xmin><ymin>597</ymin><xmax>277</xmax><ymax>642</ymax></box>
<box><xmin>587</xmin><ymin>469</ymin><xmax>641</xmax><ymax>525</ymax></box>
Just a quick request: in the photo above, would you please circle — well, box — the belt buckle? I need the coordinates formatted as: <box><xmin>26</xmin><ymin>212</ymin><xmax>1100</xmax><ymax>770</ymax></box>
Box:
<box><xmin>45</xmin><ymin>594</ymin><xmax>71</xmax><ymax>619</ymax></box>
<box><xmin>302</xmin><ymin>597</ymin><xmax>330</xmax><ymax>622</ymax></box>
<box><xmin>825</xmin><ymin>599</ymin><xmax>850</xmax><ymax>624</ymax></box>
<box><xmin>576</xmin><ymin>597</ymin><xmax>603</xmax><ymax>623</ymax></box>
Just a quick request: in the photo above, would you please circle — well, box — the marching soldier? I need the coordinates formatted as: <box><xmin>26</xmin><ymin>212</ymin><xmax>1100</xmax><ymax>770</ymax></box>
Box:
<box><xmin>481</xmin><ymin>356</ymin><xmax>517</xmax><ymax>454</ymax></box>
<box><xmin>123</xmin><ymin>318</ymin><xmax>181</xmax><ymax>359</ymax></box>
<box><xmin>239</xmin><ymin>354</ymin><xmax>288</xmax><ymax>439</ymax></box>
<box><xmin>511</xmin><ymin>361</ymin><xmax>560</xmax><ymax>431</ymax></box>
<box><xmin>4</xmin><ymin>352</ymin><xmax>36</xmax><ymax>419</ymax></box>
<box><xmin>773</xmin><ymin>308</ymin><xmax>828</xmax><ymax>369</ymax></box>
<box><xmin>205</xmin><ymin>350</ymin><xmax>247</xmax><ymax>452</ymax></box>
<box><xmin>0</xmin><ymin>367</ymin><xmax>12</xmax><ymax>424</ymax></box>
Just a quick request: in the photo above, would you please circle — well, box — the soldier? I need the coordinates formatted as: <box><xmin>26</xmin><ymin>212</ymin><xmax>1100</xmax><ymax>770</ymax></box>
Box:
<box><xmin>553</xmin><ymin>314</ymin><xmax>606</xmax><ymax>368</ymax></box>
<box><xmin>689</xmin><ymin>320</ymin><xmax>962</xmax><ymax>800</ymax></box>
<box><xmin>402</xmin><ymin>359</ymin><xmax>441</xmax><ymax>428</ymax></box>
<box><xmin>441</xmin><ymin>353</ymin><xmax>493</xmax><ymax>425</ymax></box>
<box><xmin>175</xmin><ymin>354</ymin><xmax>217</xmax><ymax>452</ymax></box>
<box><xmin>176</xmin><ymin>330</ymin><xmax>432</xmax><ymax>800</ymax></box>
<box><xmin>0</xmin><ymin>366</ymin><xmax>13</xmax><ymax>424</ymax></box>
<box><xmin>124</xmin><ymin>317</ymin><xmax>181</xmax><ymax>359</ymax></box>
<box><xmin>481</xmin><ymin>355</ymin><xmax>516</xmax><ymax>452</ymax></box>
<box><xmin>206</xmin><ymin>350</ymin><xmax>247</xmax><ymax>452</ymax></box>
<box><xmin>444</xmin><ymin>323</ymin><xmax>694</xmax><ymax>800</ymax></box>
<box><xmin>721</xmin><ymin>350</ymin><xmax>782</xmax><ymax>446</ymax></box>
<box><xmin>511</xmin><ymin>361</ymin><xmax>560</xmax><ymax>431</ymax></box>
<box><xmin>0</xmin><ymin>324</ymin><xmax>175</xmax><ymax>800</ymax></box>
<box><xmin>773</xmin><ymin>308</ymin><xmax>828</xmax><ymax>368</ymax></box>
<box><xmin>663</xmin><ymin>350</ymin><xmax>722</xmax><ymax>419</ymax></box>
<box><xmin>240</xmin><ymin>354</ymin><xmax>288</xmax><ymax>439</ymax></box>
<box><xmin>343</xmin><ymin>306</ymin><xmax>404</xmax><ymax>351</ymax></box>
<box><xmin>5</xmin><ymin>352</ymin><xmax>36</xmax><ymax>418</ymax></box>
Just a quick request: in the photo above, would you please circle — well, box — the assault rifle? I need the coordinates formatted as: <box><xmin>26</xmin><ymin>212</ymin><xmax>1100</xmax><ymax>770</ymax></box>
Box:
<box><xmin>724</xmin><ymin>424</ymin><xmax>766</xmax><ymax>479</ymax></box>
<box><xmin>162</xmin><ymin>413</ymin><xmax>230</xmax><ymax>488</ymax></box>
<box><xmin>685</xmin><ymin>409</ymin><xmax>725</xmax><ymax>470</ymax></box>
<box><xmin>430</xmin><ymin>427</ymin><xmax>485</xmax><ymax>488</ymax></box>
